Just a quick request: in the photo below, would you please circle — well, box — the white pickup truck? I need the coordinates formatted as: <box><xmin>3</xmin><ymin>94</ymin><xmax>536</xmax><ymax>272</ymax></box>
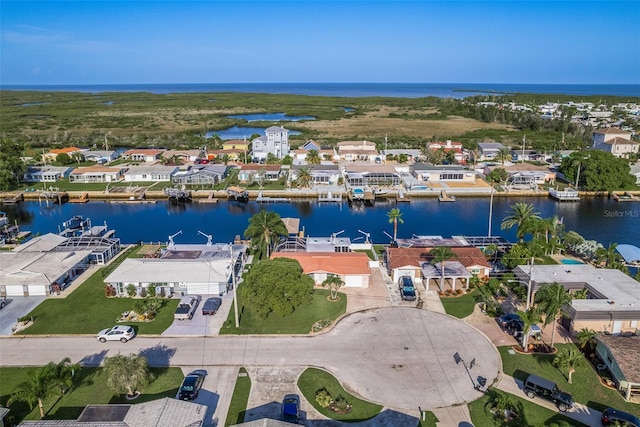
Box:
<box><xmin>174</xmin><ymin>295</ymin><xmax>201</xmax><ymax>320</ymax></box>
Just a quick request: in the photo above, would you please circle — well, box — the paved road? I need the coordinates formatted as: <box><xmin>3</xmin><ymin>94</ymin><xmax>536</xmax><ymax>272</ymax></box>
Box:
<box><xmin>0</xmin><ymin>306</ymin><xmax>500</xmax><ymax>413</ymax></box>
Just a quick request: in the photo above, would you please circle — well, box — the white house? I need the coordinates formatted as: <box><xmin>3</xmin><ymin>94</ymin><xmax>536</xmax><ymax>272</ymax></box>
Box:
<box><xmin>476</xmin><ymin>142</ymin><xmax>505</xmax><ymax>161</ymax></box>
<box><xmin>69</xmin><ymin>166</ymin><xmax>126</xmax><ymax>183</ymax></box>
<box><xmin>290</xmin><ymin>164</ymin><xmax>341</xmax><ymax>186</ymax></box>
<box><xmin>124</xmin><ymin>165</ymin><xmax>179</xmax><ymax>182</ymax></box>
<box><xmin>591</xmin><ymin>128</ymin><xmax>639</xmax><ymax>158</ymax></box>
<box><xmin>21</xmin><ymin>166</ymin><xmax>72</xmax><ymax>183</ymax></box>
<box><xmin>121</xmin><ymin>149</ymin><xmax>165</xmax><ymax>163</ymax></box>
<box><xmin>336</xmin><ymin>140</ymin><xmax>381</xmax><ymax>163</ymax></box>
<box><xmin>82</xmin><ymin>150</ymin><xmax>120</xmax><ymax>164</ymax></box>
<box><xmin>271</xmin><ymin>252</ymin><xmax>371</xmax><ymax>288</ymax></box>
<box><xmin>251</xmin><ymin>126</ymin><xmax>290</xmax><ymax>160</ymax></box>
<box><xmin>410</xmin><ymin>164</ymin><xmax>475</xmax><ymax>183</ymax></box>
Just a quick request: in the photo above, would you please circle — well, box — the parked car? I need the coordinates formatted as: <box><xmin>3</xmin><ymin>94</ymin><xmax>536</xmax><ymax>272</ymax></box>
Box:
<box><xmin>201</xmin><ymin>297</ymin><xmax>222</xmax><ymax>315</ymax></box>
<box><xmin>281</xmin><ymin>394</ymin><xmax>300</xmax><ymax>423</ymax></box>
<box><xmin>0</xmin><ymin>297</ymin><xmax>6</xmax><ymax>309</ymax></box>
<box><xmin>174</xmin><ymin>295</ymin><xmax>201</xmax><ymax>320</ymax></box>
<box><xmin>497</xmin><ymin>313</ymin><xmax>521</xmax><ymax>329</ymax></box>
<box><xmin>398</xmin><ymin>276</ymin><xmax>416</xmax><ymax>301</ymax></box>
<box><xmin>601</xmin><ymin>407</ymin><xmax>640</xmax><ymax>426</ymax></box>
<box><xmin>97</xmin><ymin>325</ymin><xmax>136</xmax><ymax>343</ymax></box>
<box><xmin>177</xmin><ymin>370</ymin><xmax>207</xmax><ymax>401</ymax></box>
<box><xmin>523</xmin><ymin>374</ymin><xmax>574</xmax><ymax>412</ymax></box>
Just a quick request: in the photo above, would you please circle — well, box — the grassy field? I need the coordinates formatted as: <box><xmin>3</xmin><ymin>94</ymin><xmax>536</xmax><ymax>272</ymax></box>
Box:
<box><xmin>0</xmin><ymin>366</ymin><xmax>183</xmax><ymax>425</ymax></box>
<box><xmin>219</xmin><ymin>289</ymin><xmax>346</xmax><ymax>335</ymax></box>
<box><xmin>498</xmin><ymin>344</ymin><xmax>640</xmax><ymax>416</ymax></box>
<box><xmin>468</xmin><ymin>389</ymin><xmax>587</xmax><ymax>426</ymax></box>
<box><xmin>439</xmin><ymin>288</ymin><xmax>479</xmax><ymax>319</ymax></box>
<box><xmin>297</xmin><ymin>367</ymin><xmax>382</xmax><ymax>422</ymax></box>
<box><xmin>224</xmin><ymin>367</ymin><xmax>251</xmax><ymax>427</ymax></box>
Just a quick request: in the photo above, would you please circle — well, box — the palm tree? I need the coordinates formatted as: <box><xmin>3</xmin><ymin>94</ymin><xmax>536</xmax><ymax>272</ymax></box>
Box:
<box><xmin>47</xmin><ymin>357</ymin><xmax>79</xmax><ymax>396</ymax></box>
<box><xmin>595</xmin><ymin>243</ymin><xmax>622</xmax><ymax>268</ymax></box>
<box><xmin>386</xmin><ymin>208</ymin><xmax>404</xmax><ymax>242</ymax></box>
<box><xmin>553</xmin><ymin>347</ymin><xmax>582</xmax><ymax>384</ymax></box>
<box><xmin>305</xmin><ymin>149</ymin><xmax>321</xmax><ymax>165</ymax></box>
<box><xmin>516</xmin><ymin>308</ymin><xmax>541</xmax><ymax>352</ymax></box>
<box><xmin>295</xmin><ymin>166</ymin><xmax>312</xmax><ymax>189</ymax></box>
<box><xmin>244</xmin><ymin>210</ymin><xmax>288</xmax><ymax>259</ymax></box>
<box><xmin>7</xmin><ymin>365</ymin><xmax>56</xmax><ymax>418</ymax></box>
<box><xmin>103</xmin><ymin>353</ymin><xmax>153</xmax><ymax>397</ymax></box>
<box><xmin>322</xmin><ymin>274</ymin><xmax>345</xmax><ymax>301</ymax></box>
<box><xmin>496</xmin><ymin>147</ymin><xmax>512</xmax><ymax>166</ymax></box>
<box><xmin>500</xmin><ymin>203</ymin><xmax>541</xmax><ymax>242</ymax></box>
<box><xmin>535</xmin><ymin>282</ymin><xmax>573</xmax><ymax>349</ymax></box>
<box><xmin>575</xmin><ymin>328</ymin><xmax>597</xmax><ymax>353</ymax></box>
<box><xmin>430</xmin><ymin>246</ymin><xmax>456</xmax><ymax>291</ymax></box>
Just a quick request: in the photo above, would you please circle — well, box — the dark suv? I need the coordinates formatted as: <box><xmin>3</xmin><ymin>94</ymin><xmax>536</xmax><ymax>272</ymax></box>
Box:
<box><xmin>398</xmin><ymin>276</ymin><xmax>416</xmax><ymax>301</ymax></box>
<box><xmin>601</xmin><ymin>407</ymin><xmax>640</xmax><ymax>426</ymax></box>
<box><xmin>523</xmin><ymin>374</ymin><xmax>574</xmax><ymax>412</ymax></box>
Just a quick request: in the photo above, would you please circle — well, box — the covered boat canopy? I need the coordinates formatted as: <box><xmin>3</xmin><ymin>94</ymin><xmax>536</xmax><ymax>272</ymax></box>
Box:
<box><xmin>616</xmin><ymin>244</ymin><xmax>640</xmax><ymax>265</ymax></box>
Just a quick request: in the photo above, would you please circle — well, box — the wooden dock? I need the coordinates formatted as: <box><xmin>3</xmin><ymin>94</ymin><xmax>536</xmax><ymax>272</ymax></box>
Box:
<box><xmin>69</xmin><ymin>192</ymin><xmax>89</xmax><ymax>203</ymax></box>
<box><xmin>318</xmin><ymin>191</ymin><xmax>342</xmax><ymax>202</ymax></box>
<box><xmin>612</xmin><ymin>192</ymin><xmax>639</xmax><ymax>202</ymax></box>
<box><xmin>0</xmin><ymin>193</ymin><xmax>24</xmax><ymax>205</ymax></box>
<box><xmin>549</xmin><ymin>188</ymin><xmax>580</xmax><ymax>202</ymax></box>
<box><xmin>396</xmin><ymin>189</ymin><xmax>411</xmax><ymax>202</ymax></box>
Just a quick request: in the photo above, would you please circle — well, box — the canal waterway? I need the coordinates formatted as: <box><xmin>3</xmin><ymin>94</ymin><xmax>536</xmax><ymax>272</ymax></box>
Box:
<box><xmin>2</xmin><ymin>197</ymin><xmax>638</xmax><ymax>247</ymax></box>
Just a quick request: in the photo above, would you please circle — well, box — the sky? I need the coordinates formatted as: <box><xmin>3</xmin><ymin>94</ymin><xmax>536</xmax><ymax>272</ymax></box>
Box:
<box><xmin>1</xmin><ymin>1</ymin><xmax>639</xmax><ymax>86</ymax></box>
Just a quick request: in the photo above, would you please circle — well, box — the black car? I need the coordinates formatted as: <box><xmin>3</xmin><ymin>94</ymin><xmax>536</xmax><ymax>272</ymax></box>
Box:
<box><xmin>523</xmin><ymin>374</ymin><xmax>574</xmax><ymax>412</ymax></box>
<box><xmin>201</xmin><ymin>297</ymin><xmax>222</xmax><ymax>315</ymax></box>
<box><xmin>497</xmin><ymin>313</ymin><xmax>521</xmax><ymax>329</ymax></box>
<box><xmin>505</xmin><ymin>319</ymin><xmax>524</xmax><ymax>336</ymax></box>
<box><xmin>601</xmin><ymin>407</ymin><xmax>640</xmax><ymax>426</ymax></box>
<box><xmin>281</xmin><ymin>394</ymin><xmax>300</xmax><ymax>423</ymax></box>
<box><xmin>177</xmin><ymin>370</ymin><xmax>206</xmax><ymax>401</ymax></box>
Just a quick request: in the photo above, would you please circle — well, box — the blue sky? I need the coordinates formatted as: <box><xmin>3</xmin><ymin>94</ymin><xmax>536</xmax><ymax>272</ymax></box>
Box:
<box><xmin>1</xmin><ymin>1</ymin><xmax>639</xmax><ymax>85</ymax></box>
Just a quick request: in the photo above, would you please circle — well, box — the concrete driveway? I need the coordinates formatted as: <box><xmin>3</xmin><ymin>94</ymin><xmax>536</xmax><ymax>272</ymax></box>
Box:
<box><xmin>0</xmin><ymin>296</ymin><xmax>46</xmax><ymax>336</ymax></box>
<box><xmin>162</xmin><ymin>294</ymin><xmax>234</xmax><ymax>336</ymax></box>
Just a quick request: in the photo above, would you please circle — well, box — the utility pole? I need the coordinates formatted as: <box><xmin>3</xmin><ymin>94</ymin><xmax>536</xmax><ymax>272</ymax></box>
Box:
<box><xmin>231</xmin><ymin>243</ymin><xmax>239</xmax><ymax>328</ymax></box>
<box><xmin>522</xmin><ymin>134</ymin><xmax>526</xmax><ymax>163</ymax></box>
<box><xmin>526</xmin><ymin>256</ymin><xmax>534</xmax><ymax>310</ymax></box>
<box><xmin>488</xmin><ymin>184</ymin><xmax>494</xmax><ymax>237</ymax></box>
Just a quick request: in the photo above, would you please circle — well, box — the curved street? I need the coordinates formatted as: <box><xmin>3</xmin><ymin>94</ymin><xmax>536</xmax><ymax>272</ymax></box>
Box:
<box><xmin>0</xmin><ymin>306</ymin><xmax>500</xmax><ymax>412</ymax></box>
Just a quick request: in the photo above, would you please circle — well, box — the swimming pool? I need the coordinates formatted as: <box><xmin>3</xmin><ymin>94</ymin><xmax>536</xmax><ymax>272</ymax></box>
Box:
<box><xmin>561</xmin><ymin>258</ymin><xmax>584</xmax><ymax>265</ymax></box>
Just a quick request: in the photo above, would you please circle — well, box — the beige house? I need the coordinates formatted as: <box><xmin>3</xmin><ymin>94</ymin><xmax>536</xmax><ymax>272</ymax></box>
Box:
<box><xmin>411</xmin><ymin>164</ymin><xmax>475</xmax><ymax>183</ymax></box>
<box><xmin>121</xmin><ymin>148</ymin><xmax>165</xmax><ymax>162</ymax></box>
<box><xmin>271</xmin><ymin>252</ymin><xmax>371</xmax><ymax>288</ymax></box>
<box><xmin>336</xmin><ymin>140</ymin><xmax>381</xmax><ymax>162</ymax></box>
<box><xmin>69</xmin><ymin>166</ymin><xmax>126</xmax><ymax>183</ymax></box>
<box><xmin>591</xmin><ymin>128</ymin><xmax>639</xmax><ymax>158</ymax></box>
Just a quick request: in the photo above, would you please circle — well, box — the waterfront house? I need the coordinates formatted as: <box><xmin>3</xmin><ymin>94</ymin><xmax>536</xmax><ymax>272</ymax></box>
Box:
<box><xmin>161</xmin><ymin>149</ymin><xmax>202</xmax><ymax>163</ymax></box>
<box><xmin>476</xmin><ymin>142</ymin><xmax>505</xmax><ymax>161</ymax></box>
<box><xmin>630</xmin><ymin>163</ymin><xmax>640</xmax><ymax>185</ymax></box>
<box><xmin>123</xmin><ymin>165</ymin><xmax>179</xmax><ymax>182</ymax></box>
<box><xmin>336</xmin><ymin>140</ymin><xmax>381</xmax><ymax>163</ymax></box>
<box><xmin>172</xmin><ymin>165</ymin><xmax>230</xmax><ymax>186</ymax></box>
<box><xmin>81</xmin><ymin>149</ymin><xmax>120</xmax><ymax>164</ymax></box>
<box><xmin>251</xmin><ymin>126</ymin><xmax>291</xmax><ymax>160</ymax></box>
<box><xmin>21</xmin><ymin>166</ymin><xmax>72</xmax><ymax>183</ymax></box>
<box><xmin>410</xmin><ymin>163</ymin><xmax>475</xmax><ymax>184</ymax></box>
<box><xmin>591</xmin><ymin>128</ymin><xmax>639</xmax><ymax>158</ymax></box>
<box><xmin>290</xmin><ymin>164</ymin><xmax>341</xmax><ymax>186</ymax></box>
<box><xmin>271</xmin><ymin>252</ymin><xmax>371</xmax><ymax>287</ymax></box>
<box><xmin>69</xmin><ymin>166</ymin><xmax>126</xmax><ymax>183</ymax></box>
<box><xmin>42</xmin><ymin>147</ymin><xmax>85</xmax><ymax>163</ymax></box>
<box><xmin>512</xmin><ymin>264</ymin><xmax>640</xmax><ymax>336</ymax></box>
<box><xmin>344</xmin><ymin>164</ymin><xmax>401</xmax><ymax>187</ymax></box>
<box><xmin>594</xmin><ymin>334</ymin><xmax>640</xmax><ymax>401</ymax></box>
<box><xmin>121</xmin><ymin>148</ymin><xmax>165</xmax><ymax>163</ymax></box>
<box><xmin>104</xmin><ymin>242</ymin><xmax>246</xmax><ymax>297</ymax></box>
<box><xmin>238</xmin><ymin>164</ymin><xmax>283</xmax><ymax>183</ymax></box>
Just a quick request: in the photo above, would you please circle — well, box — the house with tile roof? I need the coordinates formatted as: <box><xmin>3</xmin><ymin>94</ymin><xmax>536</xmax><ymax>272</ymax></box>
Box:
<box><xmin>68</xmin><ymin>166</ymin><xmax>127</xmax><ymax>183</ymax></box>
<box><xmin>42</xmin><ymin>147</ymin><xmax>85</xmax><ymax>163</ymax></box>
<box><xmin>121</xmin><ymin>148</ymin><xmax>165</xmax><ymax>162</ymax></box>
<box><xmin>595</xmin><ymin>334</ymin><xmax>640</xmax><ymax>401</ymax></box>
<box><xmin>271</xmin><ymin>252</ymin><xmax>371</xmax><ymax>287</ymax></box>
<box><xmin>591</xmin><ymin>128</ymin><xmax>639</xmax><ymax>158</ymax></box>
<box><xmin>238</xmin><ymin>164</ymin><xmax>283</xmax><ymax>183</ymax></box>
<box><xmin>336</xmin><ymin>140</ymin><xmax>381</xmax><ymax>163</ymax></box>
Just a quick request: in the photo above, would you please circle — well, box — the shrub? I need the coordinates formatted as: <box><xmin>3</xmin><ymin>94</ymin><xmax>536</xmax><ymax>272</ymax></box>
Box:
<box><xmin>104</xmin><ymin>285</ymin><xmax>116</xmax><ymax>297</ymax></box>
<box><xmin>332</xmin><ymin>395</ymin><xmax>351</xmax><ymax>413</ymax></box>
<box><xmin>456</xmin><ymin>289</ymin><xmax>464</xmax><ymax>295</ymax></box>
<box><xmin>126</xmin><ymin>284</ymin><xmax>137</xmax><ymax>297</ymax></box>
<box><xmin>315</xmin><ymin>388</ymin><xmax>332</xmax><ymax>408</ymax></box>
<box><xmin>139</xmin><ymin>288</ymin><xmax>147</xmax><ymax>298</ymax></box>
<box><xmin>147</xmin><ymin>285</ymin><xmax>156</xmax><ymax>298</ymax></box>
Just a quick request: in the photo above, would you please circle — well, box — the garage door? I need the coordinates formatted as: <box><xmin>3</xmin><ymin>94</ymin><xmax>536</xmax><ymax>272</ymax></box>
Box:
<box><xmin>186</xmin><ymin>283</ymin><xmax>223</xmax><ymax>295</ymax></box>
<box><xmin>5</xmin><ymin>286</ymin><xmax>24</xmax><ymax>297</ymax></box>
<box><xmin>345</xmin><ymin>275</ymin><xmax>363</xmax><ymax>288</ymax></box>
<box><xmin>28</xmin><ymin>285</ymin><xmax>47</xmax><ymax>296</ymax></box>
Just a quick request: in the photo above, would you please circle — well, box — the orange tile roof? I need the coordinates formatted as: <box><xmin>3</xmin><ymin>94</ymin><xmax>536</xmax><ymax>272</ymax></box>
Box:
<box><xmin>387</xmin><ymin>247</ymin><xmax>489</xmax><ymax>270</ymax></box>
<box><xmin>271</xmin><ymin>252</ymin><xmax>371</xmax><ymax>275</ymax></box>
<box><xmin>70</xmin><ymin>166</ymin><xmax>124</xmax><ymax>174</ymax></box>
<box><xmin>122</xmin><ymin>149</ymin><xmax>165</xmax><ymax>155</ymax></box>
<box><xmin>50</xmin><ymin>147</ymin><xmax>82</xmax><ymax>154</ymax></box>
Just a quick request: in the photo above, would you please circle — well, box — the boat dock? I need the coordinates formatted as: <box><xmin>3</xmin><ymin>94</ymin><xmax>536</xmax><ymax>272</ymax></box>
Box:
<box><xmin>198</xmin><ymin>191</ymin><xmax>219</xmax><ymax>203</ymax></box>
<box><xmin>549</xmin><ymin>188</ymin><xmax>580</xmax><ymax>202</ymax></box>
<box><xmin>612</xmin><ymin>192</ymin><xmax>639</xmax><ymax>202</ymax></box>
<box><xmin>227</xmin><ymin>186</ymin><xmax>249</xmax><ymax>202</ymax></box>
<box><xmin>164</xmin><ymin>187</ymin><xmax>191</xmax><ymax>201</ymax></box>
<box><xmin>396</xmin><ymin>189</ymin><xmax>411</xmax><ymax>202</ymax></box>
<box><xmin>438</xmin><ymin>190</ymin><xmax>456</xmax><ymax>202</ymax></box>
<box><xmin>1</xmin><ymin>193</ymin><xmax>24</xmax><ymax>205</ymax></box>
<box><xmin>318</xmin><ymin>191</ymin><xmax>342</xmax><ymax>202</ymax></box>
<box><xmin>256</xmin><ymin>191</ymin><xmax>291</xmax><ymax>203</ymax></box>
<box><xmin>38</xmin><ymin>189</ymin><xmax>68</xmax><ymax>204</ymax></box>
<box><xmin>69</xmin><ymin>192</ymin><xmax>89</xmax><ymax>203</ymax></box>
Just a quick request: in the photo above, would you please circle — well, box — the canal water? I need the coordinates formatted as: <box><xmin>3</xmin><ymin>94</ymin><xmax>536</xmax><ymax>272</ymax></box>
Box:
<box><xmin>2</xmin><ymin>197</ymin><xmax>638</xmax><ymax>247</ymax></box>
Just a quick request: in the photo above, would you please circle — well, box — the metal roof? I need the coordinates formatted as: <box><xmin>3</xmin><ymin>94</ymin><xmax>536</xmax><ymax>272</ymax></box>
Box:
<box><xmin>617</xmin><ymin>244</ymin><xmax>640</xmax><ymax>264</ymax></box>
<box><xmin>0</xmin><ymin>251</ymin><xmax>91</xmax><ymax>286</ymax></box>
<box><xmin>104</xmin><ymin>258</ymin><xmax>231</xmax><ymax>284</ymax></box>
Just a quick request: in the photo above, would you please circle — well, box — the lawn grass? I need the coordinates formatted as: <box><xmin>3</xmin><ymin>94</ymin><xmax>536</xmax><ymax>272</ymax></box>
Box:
<box><xmin>19</xmin><ymin>263</ymin><xmax>177</xmax><ymax>335</ymax></box>
<box><xmin>297</xmin><ymin>368</ymin><xmax>382</xmax><ymax>422</ymax></box>
<box><xmin>224</xmin><ymin>367</ymin><xmax>251</xmax><ymax>427</ymax></box>
<box><xmin>219</xmin><ymin>289</ymin><xmax>346</xmax><ymax>335</ymax></box>
<box><xmin>498</xmin><ymin>344</ymin><xmax>640</xmax><ymax>416</ymax></box>
<box><xmin>0</xmin><ymin>366</ymin><xmax>183</xmax><ymax>424</ymax></box>
<box><xmin>468</xmin><ymin>389</ymin><xmax>587</xmax><ymax>426</ymax></box>
<box><xmin>439</xmin><ymin>288</ymin><xmax>479</xmax><ymax>319</ymax></box>
<box><xmin>418</xmin><ymin>411</ymin><xmax>439</xmax><ymax>426</ymax></box>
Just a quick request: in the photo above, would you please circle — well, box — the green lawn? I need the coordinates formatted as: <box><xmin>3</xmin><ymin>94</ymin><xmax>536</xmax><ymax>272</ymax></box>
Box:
<box><xmin>224</xmin><ymin>367</ymin><xmax>251</xmax><ymax>427</ymax></box>
<box><xmin>220</xmin><ymin>289</ymin><xmax>346</xmax><ymax>335</ymax></box>
<box><xmin>439</xmin><ymin>288</ymin><xmax>479</xmax><ymax>319</ymax></box>
<box><xmin>19</xmin><ymin>263</ymin><xmax>177</xmax><ymax>335</ymax></box>
<box><xmin>498</xmin><ymin>344</ymin><xmax>640</xmax><ymax>416</ymax></box>
<box><xmin>297</xmin><ymin>368</ymin><xmax>382</xmax><ymax>422</ymax></box>
<box><xmin>468</xmin><ymin>389</ymin><xmax>587</xmax><ymax>426</ymax></box>
<box><xmin>0</xmin><ymin>366</ymin><xmax>183</xmax><ymax>425</ymax></box>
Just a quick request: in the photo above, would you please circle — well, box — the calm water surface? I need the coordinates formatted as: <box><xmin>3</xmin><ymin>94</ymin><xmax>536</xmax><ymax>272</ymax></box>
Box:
<box><xmin>205</xmin><ymin>126</ymin><xmax>302</xmax><ymax>140</ymax></box>
<box><xmin>3</xmin><ymin>197</ymin><xmax>638</xmax><ymax>247</ymax></box>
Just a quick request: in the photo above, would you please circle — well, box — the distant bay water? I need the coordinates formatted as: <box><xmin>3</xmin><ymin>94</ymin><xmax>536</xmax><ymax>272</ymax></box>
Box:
<box><xmin>2</xmin><ymin>83</ymin><xmax>639</xmax><ymax>98</ymax></box>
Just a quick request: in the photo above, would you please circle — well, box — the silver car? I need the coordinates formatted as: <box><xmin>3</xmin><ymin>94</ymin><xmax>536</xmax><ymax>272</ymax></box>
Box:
<box><xmin>97</xmin><ymin>325</ymin><xmax>136</xmax><ymax>343</ymax></box>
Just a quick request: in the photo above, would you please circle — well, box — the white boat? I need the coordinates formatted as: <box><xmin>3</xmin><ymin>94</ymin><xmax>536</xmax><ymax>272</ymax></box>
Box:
<box><xmin>0</xmin><ymin>211</ymin><xmax>7</xmax><ymax>227</ymax></box>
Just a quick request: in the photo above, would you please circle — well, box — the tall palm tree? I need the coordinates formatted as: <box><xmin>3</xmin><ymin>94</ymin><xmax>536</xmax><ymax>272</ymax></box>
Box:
<box><xmin>595</xmin><ymin>243</ymin><xmax>622</xmax><ymax>268</ymax></box>
<box><xmin>575</xmin><ymin>328</ymin><xmax>597</xmax><ymax>353</ymax></box>
<box><xmin>386</xmin><ymin>208</ymin><xmax>404</xmax><ymax>242</ymax></box>
<box><xmin>430</xmin><ymin>246</ymin><xmax>456</xmax><ymax>291</ymax></box>
<box><xmin>516</xmin><ymin>308</ymin><xmax>541</xmax><ymax>352</ymax></box>
<box><xmin>553</xmin><ymin>347</ymin><xmax>582</xmax><ymax>384</ymax></box>
<box><xmin>295</xmin><ymin>166</ymin><xmax>312</xmax><ymax>189</ymax></box>
<box><xmin>47</xmin><ymin>357</ymin><xmax>79</xmax><ymax>396</ymax></box>
<box><xmin>7</xmin><ymin>365</ymin><xmax>56</xmax><ymax>419</ymax></box>
<box><xmin>322</xmin><ymin>274</ymin><xmax>345</xmax><ymax>301</ymax></box>
<box><xmin>500</xmin><ymin>203</ymin><xmax>541</xmax><ymax>242</ymax></box>
<box><xmin>535</xmin><ymin>282</ymin><xmax>573</xmax><ymax>349</ymax></box>
<box><xmin>496</xmin><ymin>147</ymin><xmax>512</xmax><ymax>166</ymax></box>
<box><xmin>305</xmin><ymin>149</ymin><xmax>321</xmax><ymax>165</ymax></box>
<box><xmin>244</xmin><ymin>210</ymin><xmax>288</xmax><ymax>259</ymax></box>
